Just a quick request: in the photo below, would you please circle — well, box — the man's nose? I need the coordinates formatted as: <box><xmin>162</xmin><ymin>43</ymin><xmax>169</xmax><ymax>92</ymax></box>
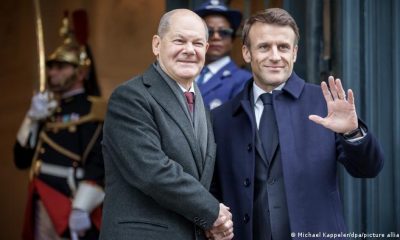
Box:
<box><xmin>184</xmin><ymin>43</ymin><xmax>195</xmax><ymax>54</ymax></box>
<box><xmin>270</xmin><ymin>46</ymin><xmax>281</xmax><ymax>61</ymax></box>
<box><xmin>47</xmin><ymin>68</ymin><xmax>57</xmax><ymax>76</ymax></box>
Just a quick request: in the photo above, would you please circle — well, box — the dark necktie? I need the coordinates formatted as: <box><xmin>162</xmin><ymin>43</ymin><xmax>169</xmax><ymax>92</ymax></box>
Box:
<box><xmin>196</xmin><ymin>67</ymin><xmax>209</xmax><ymax>86</ymax></box>
<box><xmin>258</xmin><ymin>93</ymin><xmax>278</xmax><ymax>162</ymax></box>
<box><xmin>184</xmin><ymin>91</ymin><xmax>195</xmax><ymax>113</ymax></box>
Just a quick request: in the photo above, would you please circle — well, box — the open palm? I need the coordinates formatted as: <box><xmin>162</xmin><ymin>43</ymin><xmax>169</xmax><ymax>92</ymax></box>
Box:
<box><xmin>309</xmin><ymin>76</ymin><xmax>358</xmax><ymax>134</ymax></box>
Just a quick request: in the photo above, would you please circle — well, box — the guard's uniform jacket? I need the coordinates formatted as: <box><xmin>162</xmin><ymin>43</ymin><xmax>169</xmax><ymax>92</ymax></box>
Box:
<box><xmin>199</xmin><ymin>60</ymin><xmax>252</xmax><ymax>110</ymax></box>
<box><xmin>14</xmin><ymin>92</ymin><xmax>106</xmax><ymax>240</ymax></box>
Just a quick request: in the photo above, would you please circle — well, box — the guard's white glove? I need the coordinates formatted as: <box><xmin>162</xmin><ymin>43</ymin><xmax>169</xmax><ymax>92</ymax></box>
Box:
<box><xmin>69</xmin><ymin>209</ymin><xmax>91</xmax><ymax>236</ymax></box>
<box><xmin>17</xmin><ymin>91</ymin><xmax>58</xmax><ymax>147</ymax></box>
<box><xmin>27</xmin><ymin>91</ymin><xmax>58</xmax><ymax>120</ymax></box>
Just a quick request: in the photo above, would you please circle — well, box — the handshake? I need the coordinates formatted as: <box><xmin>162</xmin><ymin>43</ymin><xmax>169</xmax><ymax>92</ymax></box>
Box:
<box><xmin>206</xmin><ymin>203</ymin><xmax>234</xmax><ymax>240</ymax></box>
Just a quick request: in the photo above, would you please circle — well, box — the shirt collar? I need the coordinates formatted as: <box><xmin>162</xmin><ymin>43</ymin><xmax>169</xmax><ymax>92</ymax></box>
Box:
<box><xmin>252</xmin><ymin>81</ymin><xmax>285</xmax><ymax>104</ymax></box>
<box><xmin>207</xmin><ymin>56</ymin><xmax>231</xmax><ymax>74</ymax></box>
<box><xmin>153</xmin><ymin>61</ymin><xmax>195</xmax><ymax>94</ymax></box>
<box><xmin>177</xmin><ymin>82</ymin><xmax>195</xmax><ymax>94</ymax></box>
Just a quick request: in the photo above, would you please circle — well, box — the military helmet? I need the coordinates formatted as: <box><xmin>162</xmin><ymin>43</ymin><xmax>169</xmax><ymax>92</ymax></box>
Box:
<box><xmin>46</xmin><ymin>12</ymin><xmax>90</xmax><ymax>67</ymax></box>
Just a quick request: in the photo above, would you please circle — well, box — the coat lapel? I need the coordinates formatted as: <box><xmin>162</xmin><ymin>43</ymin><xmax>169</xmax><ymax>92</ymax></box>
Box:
<box><xmin>233</xmin><ymin>81</ymin><xmax>268</xmax><ymax>164</ymax></box>
<box><xmin>199</xmin><ymin>61</ymin><xmax>235</xmax><ymax>96</ymax></box>
<box><xmin>193</xmin><ymin>83</ymin><xmax>207</xmax><ymax>166</ymax></box>
<box><xmin>142</xmin><ymin>66</ymin><xmax>204</xmax><ymax>174</ymax></box>
<box><xmin>269</xmin><ymin>73</ymin><xmax>304</xmax><ymax>166</ymax></box>
<box><xmin>199</xmin><ymin>109</ymin><xmax>216</xmax><ymax>186</ymax></box>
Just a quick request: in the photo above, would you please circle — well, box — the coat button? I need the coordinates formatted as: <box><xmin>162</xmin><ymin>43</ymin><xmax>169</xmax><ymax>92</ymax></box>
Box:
<box><xmin>196</xmin><ymin>228</ymin><xmax>202</xmax><ymax>236</ymax></box>
<box><xmin>243</xmin><ymin>178</ymin><xmax>251</xmax><ymax>187</ymax></box>
<box><xmin>247</xmin><ymin>144</ymin><xmax>252</xmax><ymax>152</ymax></box>
<box><xmin>243</xmin><ymin>213</ymin><xmax>250</xmax><ymax>223</ymax></box>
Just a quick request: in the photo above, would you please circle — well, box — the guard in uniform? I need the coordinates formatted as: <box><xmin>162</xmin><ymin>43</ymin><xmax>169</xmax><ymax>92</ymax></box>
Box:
<box><xmin>14</xmin><ymin>12</ymin><xmax>105</xmax><ymax>240</ymax></box>
<box><xmin>194</xmin><ymin>0</ymin><xmax>252</xmax><ymax>109</ymax></box>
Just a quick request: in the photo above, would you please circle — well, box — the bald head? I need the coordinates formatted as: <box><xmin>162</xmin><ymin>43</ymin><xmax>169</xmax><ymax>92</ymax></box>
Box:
<box><xmin>152</xmin><ymin>8</ymin><xmax>209</xmax><ymax>89</ymax></box>
<box><xmin>157</xmin><ymin>9</ymin><xmax>208</xmax><ymax>40</ymax></box>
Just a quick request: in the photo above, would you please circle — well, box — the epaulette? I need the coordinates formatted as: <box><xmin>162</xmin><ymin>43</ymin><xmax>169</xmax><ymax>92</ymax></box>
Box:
<box><xmin>86</xmin><ymin>96</ymin><xmax>107</xmax><ymax>122</ymax></box>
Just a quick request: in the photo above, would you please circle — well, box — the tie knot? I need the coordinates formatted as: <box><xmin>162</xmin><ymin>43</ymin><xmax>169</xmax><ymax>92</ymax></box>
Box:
<box><xmin>184</xmin><ymin>91</ymin><xmax>194</xmax><ymax>104</ymax></box>
<box><xmin>260</xmin><ymin>93</ymin><xmax>272</xmax><ymax>105</ymax></box>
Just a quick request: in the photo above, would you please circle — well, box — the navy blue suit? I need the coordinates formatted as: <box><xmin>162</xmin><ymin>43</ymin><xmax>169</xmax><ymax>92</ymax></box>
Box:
<box><xmin>199</xmin><ymin>60</ymin><xmax>251</xmax><ymax>109</ymax></box>
<box><xmin>211</xmin><ymin>73</ymin><xmax>384</xmax><ymax>240</ymax></box>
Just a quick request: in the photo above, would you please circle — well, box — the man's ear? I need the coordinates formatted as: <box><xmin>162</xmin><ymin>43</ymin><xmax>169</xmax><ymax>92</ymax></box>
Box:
<box><xmin>242</xmin><ymin>45</ymin><xmax>251</xmax><ymax>63</ymax></box>
<box><xmin>293</xmin><ymin>44</ymin><xmax>298</xmax><ymax>62</ymax></box>
<box><xmin>152</xmin><ymin>35</ymin><xmax>161</xmax><ymax>57</ymax></box>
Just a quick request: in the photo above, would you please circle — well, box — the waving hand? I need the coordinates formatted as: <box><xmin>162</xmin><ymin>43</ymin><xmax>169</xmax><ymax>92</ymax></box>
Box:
<box><xmin>309</xmin><ymin>76</ymin><xmax>359</xmax><ymax>134</ymax></box>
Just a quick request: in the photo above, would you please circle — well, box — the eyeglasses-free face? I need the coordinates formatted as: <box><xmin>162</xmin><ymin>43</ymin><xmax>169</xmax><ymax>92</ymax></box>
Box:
<box><xmin>208</xmin><ymin>28</ymin><xmax>234</xmax><ymax>38</ymax></box>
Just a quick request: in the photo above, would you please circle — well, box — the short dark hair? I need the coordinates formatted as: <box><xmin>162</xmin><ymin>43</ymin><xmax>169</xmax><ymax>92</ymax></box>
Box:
<box><xmin>242</xmin><ymin>8</ymin><xmax>300</xmax><ymax>47</ymax></box>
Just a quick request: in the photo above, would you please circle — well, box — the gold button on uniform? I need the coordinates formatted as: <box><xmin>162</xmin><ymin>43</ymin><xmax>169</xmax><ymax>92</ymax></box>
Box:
<box><xmin>69</xmin><ymin>125</ymin><xmax>77</xmax><ymax>132</ymax></box>
<box><xmin>72</xmin><ymin>161</ymin><xmax>79</xmax><ymax>168</ymax></box>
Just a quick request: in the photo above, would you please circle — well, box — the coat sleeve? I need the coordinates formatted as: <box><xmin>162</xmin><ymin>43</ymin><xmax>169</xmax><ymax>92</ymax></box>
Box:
<box><xmin>79</xmin><ymin>121</ymin><xmax>104</xmax><ymax>187</ymax></box>
<box><xmin>336</xmin><ymin>121</ymin><xmax>384</xmax><ymax>178</ymax></box>
<box><xmin>13</xmin><ymin>120</ymin><xmax>45</xmax><ymax>169</ymax></box>
<box><xmin>13</xmin><ymin>141</ymin><xmax>35</xmax><ymax>169</ymax></box>
<box><xmin>103</xmin><ymin>82</ymin><xmax>219</xmax><ymax>229</ymax></box>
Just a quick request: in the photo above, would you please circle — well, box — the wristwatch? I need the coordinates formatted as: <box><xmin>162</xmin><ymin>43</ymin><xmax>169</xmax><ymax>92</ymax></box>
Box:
<box><xmin>342</xmin><ymin>127</ymin><xmax>363</xmax><ymax>139</ymax></box>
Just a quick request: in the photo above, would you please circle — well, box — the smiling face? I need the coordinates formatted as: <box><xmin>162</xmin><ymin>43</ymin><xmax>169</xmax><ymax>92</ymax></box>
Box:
<box><xmin>242</xmin><ymin>22</ymin><xmax>298</xmax><ymax>92</ymax></box>
<box><xmin>152</xmin><ymin>10</ymin><xmax>209</xmax><ymax>88</ymax></box>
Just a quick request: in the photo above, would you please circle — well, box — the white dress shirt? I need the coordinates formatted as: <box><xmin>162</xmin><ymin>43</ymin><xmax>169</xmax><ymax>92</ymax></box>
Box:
<box><xmin>253</xmin><ymin>82</ymin><xmax>285</xmax><ymax>129</ymax></box>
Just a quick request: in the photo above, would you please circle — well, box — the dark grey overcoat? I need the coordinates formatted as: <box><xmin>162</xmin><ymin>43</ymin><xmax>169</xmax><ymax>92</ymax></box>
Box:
<box><xmin>100</xmin><ymin>64</ymin><xmax>219</xmax><ymax>240</ymax></box>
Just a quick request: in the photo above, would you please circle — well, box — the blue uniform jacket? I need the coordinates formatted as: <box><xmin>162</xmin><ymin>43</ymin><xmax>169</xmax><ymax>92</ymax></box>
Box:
<box><xmin>199</xmin><ymin>60</ymin><xmax>251</xmax><ymax>109</ymax></box>
<box><xmin>211</xmin><ymin>73</ymin><xmax>384</xmax><ymax>240</ymax></box>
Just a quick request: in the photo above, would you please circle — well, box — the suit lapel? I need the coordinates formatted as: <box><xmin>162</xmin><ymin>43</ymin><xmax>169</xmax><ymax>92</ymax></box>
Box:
<box><xmin>268</xmin><ymin>95</ymin><xmax>280</xmax><ymax>164</ymax></box>
<box><xmin>142</xmin><ymin>66</ymin><xmax>204</xmax><ymax>173</ymax></box>
<box><xmin>199</xmin><ymin>61</ymin><xmax>235</xmax><ymax>96</ymax></box>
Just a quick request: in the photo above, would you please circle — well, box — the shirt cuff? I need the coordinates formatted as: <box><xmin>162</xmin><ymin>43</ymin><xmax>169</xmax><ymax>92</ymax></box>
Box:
<box><xmin>343</xmin><ymin>126</ymin><xmax>367</xmax><ymax>142</ymax></box>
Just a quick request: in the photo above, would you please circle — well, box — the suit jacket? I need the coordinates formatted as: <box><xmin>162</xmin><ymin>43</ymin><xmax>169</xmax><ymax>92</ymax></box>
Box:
<box><xmin>211</xmin><ymin>73</ymin><xmax>384</xmax><ymax>240</ymax></box>
<box><xmin>100</xmin><ymin>64</ymin><xmax>219</xmax><ymax>240</ymax></box>
<box><xmin>199</xmin><ymin>60</ymin><xmax>251</xmax><ymax>109</ymax></box>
